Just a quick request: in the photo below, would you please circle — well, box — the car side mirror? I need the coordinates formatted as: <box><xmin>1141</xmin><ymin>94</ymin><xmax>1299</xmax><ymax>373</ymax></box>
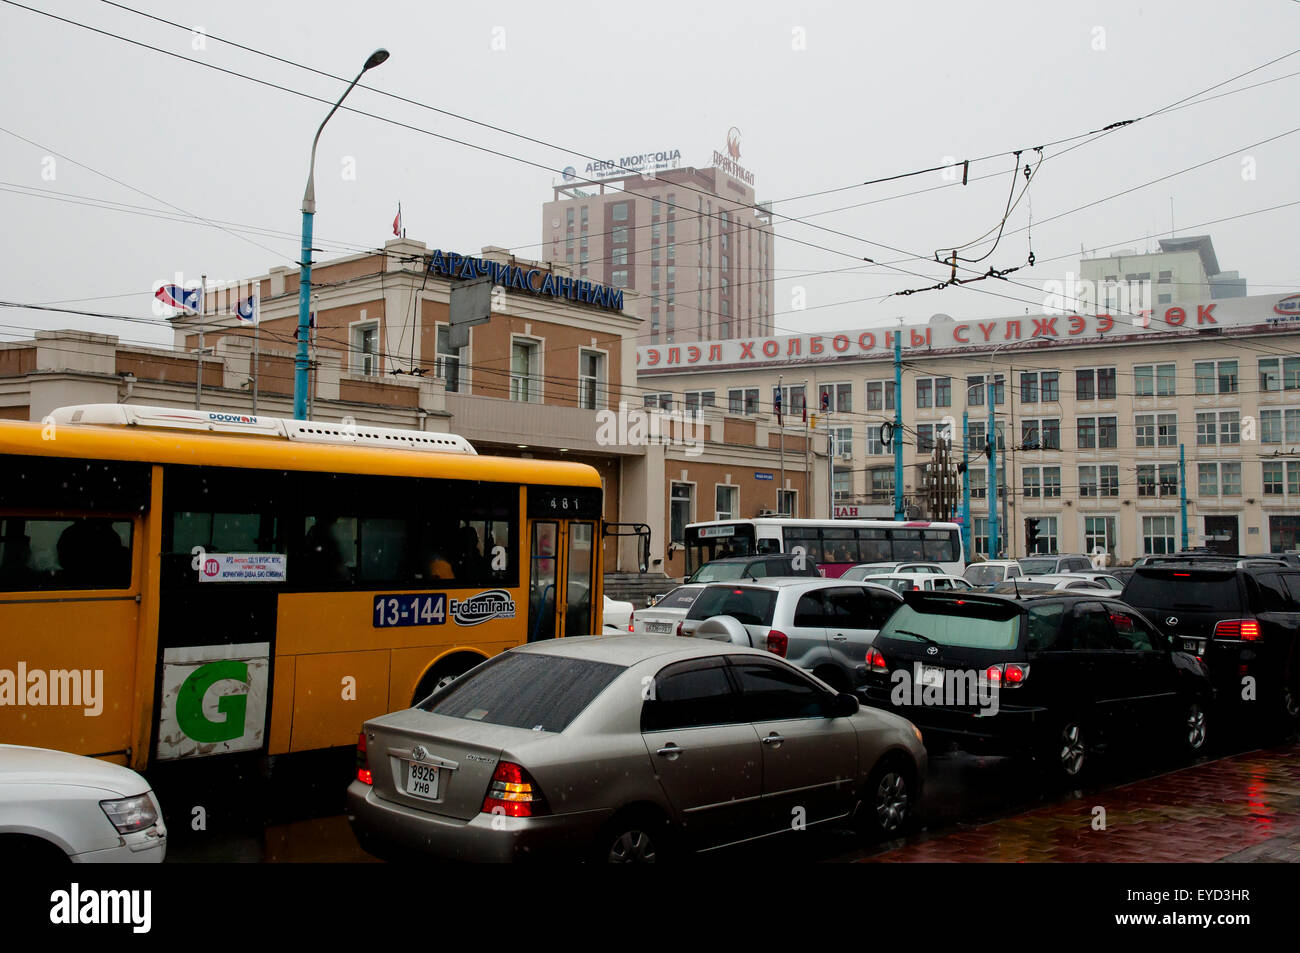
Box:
<box><xmin>827</xmin><ymin>692</ymin><xmax>860</xmax><ymax>717</ymax></box>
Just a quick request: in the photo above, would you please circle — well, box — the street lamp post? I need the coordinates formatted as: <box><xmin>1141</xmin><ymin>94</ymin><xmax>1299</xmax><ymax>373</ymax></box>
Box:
<box><xmin>294</xmin><ymin>49</ymin><xmax>390</xmax><ymax>420</ymax></box>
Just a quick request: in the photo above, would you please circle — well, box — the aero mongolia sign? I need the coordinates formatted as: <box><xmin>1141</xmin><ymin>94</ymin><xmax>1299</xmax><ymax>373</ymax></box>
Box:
<box><xmin>637</xmin><ymin>293</ymin><xmax>1297</xmax><ymax>369</ymax></box>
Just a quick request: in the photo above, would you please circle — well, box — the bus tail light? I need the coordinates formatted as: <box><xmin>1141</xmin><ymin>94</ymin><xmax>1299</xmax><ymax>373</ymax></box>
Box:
<box><xmin>356</xmin><ymin>731</ymin><xmax>373</xmax><ymax>786</ymax></box>
<box><xmin>482</xmin><ymin>761</ymin><xmax>548</xmax><ymax>818</ymax></box>
<box><xmin>765</xmin><ymin>630</ymin><xmax>789</xmax><ymax>657</ymax></box>
<box><xmin>1214</xmin><ymin>619</ymin><xmax>1262</xmax><ymax>641</ymax></box>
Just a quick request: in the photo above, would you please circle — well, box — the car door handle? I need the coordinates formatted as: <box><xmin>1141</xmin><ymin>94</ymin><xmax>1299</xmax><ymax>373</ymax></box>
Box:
<box><xmin>761</xmin><ymin>733</ymin><xmax>784</xmax><ymax>747</ymax></box>
<box><xmin>655</xmin><ymin>744</ymin><xmax>682</xmax><ymax>760</ymax></box>
<box><xmin>832</xmin><ymin>634</ymin><xmax>848</xmax><ymax>641</ymax></box>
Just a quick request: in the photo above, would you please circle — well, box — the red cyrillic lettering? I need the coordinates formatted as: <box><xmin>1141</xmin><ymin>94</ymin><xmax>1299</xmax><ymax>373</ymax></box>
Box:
<box><xmin>1097</xmin><ymin>315</ymin><xmax>1114</xmax><ymax>333</ymax></box>
<box><xmin>979</xmin><ymin>322</ymin><xmax>997</xmax><ymax>341</ymax></box>
<box><xmin>739</xmin><ymin>341</ymin><xmax>756</xmax><ymax>359</ymax></box>
<box><xmin>786</xmin><ymin>339</ymin><xmax>801</xmax><ymax>356</ymax></box>
<box><xmin>1003</xmin><ymin>321</ymin><xmax>1021</xmax><ymax>340</ymax></box>
<box><xmin>1197</xmin><ymin>304</ymin><xmax>1217</xmax><ymax>324</ymax></box>
<box><xmin>953</xmin><ymin>324</ymin><xmax>969</xmax><ymax>343</ymax></box>
<box><xmin>1132</xmin><ymin>309</ymin><xmax>1152</xmax><ymax>328</ymax></box>
<box><xmin>858</xmin><ymin>332</ymin><xmax>875</xmax><ymax>350</ymax></box>
<box><xmin>647</xmin><ymin>349</ymin><xmax>660</xmax><ymax>365</ymax></box>
<box><xmin>687</xmin><ymin>346</ymin><xmax>701</xmax><ymax>363</ymax></box>
<box><xmin>707</xmin><ymin>344</ymin><xmax>723</xmax><ymax>361</ymax></box>
<box><xmin>832</xmin><ymin>334</ymin><xmax>850</xmax><ymax>352</ymax></box>
<box><xmin>1165</xmin><ymin>307</ymin><xmax>1186</xmax><ymax>326</ymax></box>
<box><xmin>910</xmin><ymin>329</ymin><xmax>929</xmax><ymax>347</ymax></box>
<box><xmin>762</xmin><ymin>340</ymin><xmax>780</xmax><ymax>357</ymax></box>
<box><xmin>1031</xmin><ymin>317</ymin><xmax>1057</xmax><ymax>337</ymax></box>
<box><xmin>667</xmin><ymin>347</ymin><xmax>681</xmax><ymax>364</ymax></box>
<box><xmin>809</xmin><ymin>335</ymin><xmax>824</xmax><ymax>354</ymax></box>
<box><xmin>1068</xmin><ymin>315</ymin><xmax>1086</xmax><ymax>335</ymax></box>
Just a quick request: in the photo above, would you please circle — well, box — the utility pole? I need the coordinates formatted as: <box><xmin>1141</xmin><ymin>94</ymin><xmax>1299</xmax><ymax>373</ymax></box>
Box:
<box><xmin>778</xmin><ymin>375</ymin><xmax>785</xmax><ymax>514</ymax></box>
<box><xmin>987</xmin><ymin>376</ymin><xmax>999</xmax><ymax>558</ymax></box>
<box><xmin>803</xmin><ymin>379</ymin><xmax>810</xmax><ymax>518</ymax></box>
<box><xmin>1179</xmin><ymin>442</ymin><xmax>1189</xmax><ymax>551</ymax></box>
<box><xmin>893</xmin><ymin>331</ymin><xmax>904</xmax><ymax>521</ymax></box>
<box><xmin>196</xmin><ymin>274</ymin><xmax>205</xmax><ymax>410</ymax></box>
<box><xmin>961</xmin><ymin>412</ymin><xmax>971</xmax><ymax>558</ymax></box>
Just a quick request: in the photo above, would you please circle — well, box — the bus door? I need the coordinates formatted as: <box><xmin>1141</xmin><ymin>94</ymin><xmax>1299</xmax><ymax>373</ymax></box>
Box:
<box><xmin>526</xmin><ymin>486</ymin><xmax>603</xmax><ymax>640</ymax></box>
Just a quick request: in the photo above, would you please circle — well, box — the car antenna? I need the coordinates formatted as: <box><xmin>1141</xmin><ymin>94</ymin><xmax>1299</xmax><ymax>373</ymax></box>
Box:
<box><xmin>1013</xmin><ymin>577</ymin><xmax>1021</xmax><ymax>598</ymax></box>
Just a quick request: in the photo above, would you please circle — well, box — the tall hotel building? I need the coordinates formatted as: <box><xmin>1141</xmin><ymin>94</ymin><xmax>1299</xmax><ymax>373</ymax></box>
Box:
<box><xmin>542</xmin><ymin>148</ymin><xmax>775</xmax><ymax>347</ymax></box>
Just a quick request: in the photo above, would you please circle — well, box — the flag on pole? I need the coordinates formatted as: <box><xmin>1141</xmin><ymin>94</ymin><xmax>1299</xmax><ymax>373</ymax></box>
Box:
<box><xmin>155</xmin><ymin>284</ymin><xmax>202</xmax><ymax>312</ymax></box>
<box><xmin>392</xmin><ymin>203</ymin><xmax>402</xmax><ymax>237</ymax></box>
<box><xmin>231</xmin><ymin>294</ymin><xmax>259</xmax><ymax>325</ymax></box>
<box><xmin>772</xmin><ymin>385</ymin><xmax>783</xmax><ymax>426</ymax></box>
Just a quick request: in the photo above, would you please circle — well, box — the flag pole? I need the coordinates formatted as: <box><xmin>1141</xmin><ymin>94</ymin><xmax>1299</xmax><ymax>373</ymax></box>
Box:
<box><xmin>196</xmin><ymin>274</ymin><xmax>205</xmax><ymax>410</ymax></box>
<box><xmin>252</xmin><ymin>317</ymin><xmax>260</xmax><ymax>415</ymax></box>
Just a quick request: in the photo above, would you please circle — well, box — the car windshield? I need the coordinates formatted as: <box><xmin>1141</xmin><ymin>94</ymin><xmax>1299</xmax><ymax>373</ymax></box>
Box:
<box><xmin>880</xmin><ymin>601</ymin><xmax>1020</xmax><ymax>650</ymax></box>
<box><xmin>1018</xmin><ymin>558</ymin><xmax>1057</xmax><ymax>574</ymax></box>
<box><xmin>855</xmin><ymin>566</ymin><xmax>893</xmax><ymax>576</ymax></box>
<box><xmin>656</xmin><ymin>586</ymin><xmax>701</xmax><ymax>609</ymax></box>
<box><xmin>420</xmin><ymin>653</ymin><xmax>625</xmax><ymax>732</ymax></box>
<box><xmin>1124</xmin><ymin>572</ymin><xmax>1242</xmax><ymax>611</ymax></box>
<box><xmin>964</xmin><ymin>565</ymin><xmax>1003</xmax><ymax>586</ymax></box>
<box><xmin>687</xmin><ymin>586</ymin><xmax>779</xmax><ymax>626</ymax></box>
<box><xmin>690</xmin><ymin>562</ymin><xmax>762</xmax><ymax>583</ymax></box>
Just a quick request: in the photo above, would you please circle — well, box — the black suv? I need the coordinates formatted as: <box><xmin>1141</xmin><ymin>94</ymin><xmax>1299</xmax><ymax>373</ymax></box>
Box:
<box><xmin>862</xmin><ymin>590</ymin><xmax>1213</xmax><ymax>780</ymax></box>
<box><xmin>1122</xmin><ymin>559</ymin><xmax>1300</xmax><ymax>731</ymax></box>
<box><xmin>686</xmin><ymin>553</ymin><xmax>822</xmax><ymax>584</ymax></box>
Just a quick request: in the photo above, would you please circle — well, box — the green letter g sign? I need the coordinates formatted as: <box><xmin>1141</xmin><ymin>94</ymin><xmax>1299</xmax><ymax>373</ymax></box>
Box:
<box><xmin>176</xmin><ymin>660</ymin><xmax>249</xmax><ymax>744</ymax></box>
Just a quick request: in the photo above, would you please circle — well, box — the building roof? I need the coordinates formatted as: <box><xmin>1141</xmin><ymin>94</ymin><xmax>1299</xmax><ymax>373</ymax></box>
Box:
<box><xmin>1157</xmin><ymin>235</ymin><xmax>1221</xmax><ymax>277</ymax></box>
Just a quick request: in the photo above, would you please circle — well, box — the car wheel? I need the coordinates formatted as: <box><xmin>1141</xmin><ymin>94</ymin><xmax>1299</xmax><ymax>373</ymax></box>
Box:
<box><xmin>595</xmin><ymin>809</ymin><xmax>673</xmax><ymax>864</ymax></box>
<box><xmin>856</xmin><ymin>757</ymin><xmax>916</xmax><ymax>841</ymax></box>
<box><xmin>1180</xmin><ymin>700</ymin><xmax>1209</xmax><ymax>756</ymax></box>
<box><xmin>1040</xmin><ymin>718</ymin><xmax>1088</xmax><ymax>782</ymax></box>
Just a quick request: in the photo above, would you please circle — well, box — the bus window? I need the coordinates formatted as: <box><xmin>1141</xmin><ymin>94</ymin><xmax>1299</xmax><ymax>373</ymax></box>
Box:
<box><xmin>858</xmin><ymin>528</ymin><xmax>890</xmax><ymax>563</ymax></box>
<box><xmin>892</xmin><ymin>529</ymin><xmax>925</xmax><ymax>561</ymax></box>
<box><xmin>0</xmin><ymin>516</ymin><xmax>132</xmax><ymax>591</ymax></box>
<box><xmin>755</xmin><ymin>537</ymin><xmax>782</xmax><ymax>554</ymax></box>
<box><xmin>783</xmin><ymin>529</ymin><xmax>824</xmax><ymax>564</ymax></box>
<box><xmin>922</xmin><ymin>529</ymin><xmax>958</xmax><ymax>563</ymax></box>
<box><xmin>822</xmin><ymin>528</ymin><xmax>859</xmax><ymax>564</ymax></box>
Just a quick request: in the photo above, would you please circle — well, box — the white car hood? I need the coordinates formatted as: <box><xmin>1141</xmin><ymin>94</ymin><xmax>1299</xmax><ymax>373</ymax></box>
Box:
<box><xmin>0</xmin><ymin>744</ymin><xmax>148</xmax><ymax>797</ymax></box>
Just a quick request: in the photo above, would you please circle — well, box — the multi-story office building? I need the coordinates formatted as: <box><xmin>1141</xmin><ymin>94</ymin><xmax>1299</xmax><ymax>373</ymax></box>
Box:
<box><xmin>637</xmin><ymin>289</ymin><xmax>1300</xmax><ymax>563</ymax></box>
<box><xmin>1080</xmin><ymin>234</ymin><xmax>1248</xmax><ymax>308</ymax></box>
<box><xmin>542</xmin><ymin>158</ymin><xmax>775</xmax><ymax>347</ymax></box>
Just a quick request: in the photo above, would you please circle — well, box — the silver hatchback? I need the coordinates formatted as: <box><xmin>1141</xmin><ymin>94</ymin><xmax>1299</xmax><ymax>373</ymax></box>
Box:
<box><xmin>678</xmin><ymin>579</ymin><xmax>903</xmax><ymax>694</ymax></box>
<box><xmin>347</xmin><ymin>635</ymin><xmax>926</xmax><ymax>862</ymax></box>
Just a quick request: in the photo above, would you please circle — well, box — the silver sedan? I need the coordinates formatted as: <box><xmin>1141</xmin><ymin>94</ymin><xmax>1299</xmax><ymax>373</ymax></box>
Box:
<box><xmin>347</xmin><ymin>634</ymin><xmax>926</xmax><ymax>862</ymax></box>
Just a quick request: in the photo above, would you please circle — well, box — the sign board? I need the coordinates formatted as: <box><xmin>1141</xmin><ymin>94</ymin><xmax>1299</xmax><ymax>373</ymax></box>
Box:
<box><xmin>155</xmin><ymin>643</ymin><xmax>270</xmax><ymax>760</ymax></box>
<box><xmin>197</xmin><ymin>553</ymin><xmax>286</xmax><ymax>583</ymax></box>
<box><xmin>697</xmin><ymin>525</ymin><xmax>736</xmax><ymax>538</ymax></box>
<box><xmin>448</xmin><ymin>277</ymin><xmax>493</xmax><ymax>350</ymax></box>
<box><xmin>754</xmin><ymin>472</ymin><xmax>774</xmax><ymax>481</ymax></box>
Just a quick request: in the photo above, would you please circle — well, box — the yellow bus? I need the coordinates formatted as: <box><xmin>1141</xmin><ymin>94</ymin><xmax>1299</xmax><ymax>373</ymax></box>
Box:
<box><xmin>0</xmin><ymin>404</ymin><xmax>614</xmax><ymax>772</ymax></box>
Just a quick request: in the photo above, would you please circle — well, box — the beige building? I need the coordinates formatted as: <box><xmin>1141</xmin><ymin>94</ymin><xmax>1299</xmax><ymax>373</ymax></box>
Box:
<box><xmin>0</xmin><ymin>237</ymin><xmax>811</xmax><ymax>584</ymax></box>
<box><xmin>1080</xmin><ymin>234</ymin><xmax>1247</xmax><ymax>309</ymax></box>
<box><xmin>542</xmin><ymin>151</ymin><xmax>775</xmax><ymax>347</ymax></box>
<box><xmin>637</xmin><ymin>291</ymin><xmax>1300</xmax><ymax>563</ymax></box>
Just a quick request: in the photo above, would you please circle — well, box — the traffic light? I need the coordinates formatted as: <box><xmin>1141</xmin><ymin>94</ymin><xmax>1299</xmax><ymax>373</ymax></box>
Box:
<box><xmin>1025</xmin><ymin>518</ymin><xmax>1041</xmax><ymax>553</ymax></box>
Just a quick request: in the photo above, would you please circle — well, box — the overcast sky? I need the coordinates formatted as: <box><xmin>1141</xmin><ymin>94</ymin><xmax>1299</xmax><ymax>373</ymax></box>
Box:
<box><xmin>2</xmin><ymin>0</ymin><xmax>1299</xmax><ymax>350</ymax></box>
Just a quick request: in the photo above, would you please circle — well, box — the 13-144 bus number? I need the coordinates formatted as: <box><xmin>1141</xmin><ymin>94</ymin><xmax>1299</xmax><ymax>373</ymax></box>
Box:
<box><xmin>373</xmin><ymin>594</ymin><xmax>447</xmax><ymax>628</ymax></box>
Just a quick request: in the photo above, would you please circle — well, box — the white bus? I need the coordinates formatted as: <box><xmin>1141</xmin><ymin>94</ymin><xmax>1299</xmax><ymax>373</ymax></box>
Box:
<box><xmin>683</xmin><ymin>518</ymin><xmax>966</xmax><ymax>578</ymax></box>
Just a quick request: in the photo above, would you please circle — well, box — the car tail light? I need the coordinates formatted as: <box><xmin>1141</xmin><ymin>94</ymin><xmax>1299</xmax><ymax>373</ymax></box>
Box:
<box><xmin>1214</xmin><ymin>619</ymin><xmax>1262</xmax><ymax>641</ymax></box>
<box><xmin>985</xmin><ymin>665</ymin><xmax>1003</xmax><ymax>684</ymax></box>
<box><xmin>628</xmin><ymin>612</ymin><xmax>635</xmax><ymax>633</ymax></box>
<box><xmin>866</xmin><ymin>647</ymin><xmax>888</xmax><ymax>672</ymax></box>
<box><xmin>482</xmin><ymin>761</ymin><xmax>547</xmax><ymax>818</ymax></box>
<box><xmin>676</xmin><ymin>620</ymin><xmax>683</xmax><ymax>637</ymax></box>
<box><xmin>356</xmin><ymin>731</ymin><xmax>373</xmax><ymax>786</ymax></box>
<box><xmin>1003</xmin><ymin>663</ymin><xmax>1030</xmax><ymax>685</ymax></box>
<box><xmin>766</xmin><ymin>630</ymin><xmax>789</xmax><ymax>657</ymax></box>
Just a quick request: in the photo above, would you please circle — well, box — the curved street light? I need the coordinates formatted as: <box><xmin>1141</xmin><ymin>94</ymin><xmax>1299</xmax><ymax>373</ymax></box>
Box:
<box><xmin>294</xmin><ymin>48</ymin><xmax>390</xmax><ymax>420</ymax></box>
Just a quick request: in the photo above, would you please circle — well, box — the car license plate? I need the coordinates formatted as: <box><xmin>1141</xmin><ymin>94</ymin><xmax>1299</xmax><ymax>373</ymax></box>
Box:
<box><xmin>1182</xmin><ymin>638</ymin><xmax>1206</xmax><ymax>655</ymax></box>
<box><xmin>646</xmin><ymin>621</ymin><xmax>673</xmax><ymax>634</ymax></box>
<box><xmin>918</xmin><ymin>664</ymin><xmax>945</xmax><ymax>689</ymax></box>
<box><xmin>406</xmin><ymin>761</ymin><xmax>440</xmax><ymax>800</ymax></box>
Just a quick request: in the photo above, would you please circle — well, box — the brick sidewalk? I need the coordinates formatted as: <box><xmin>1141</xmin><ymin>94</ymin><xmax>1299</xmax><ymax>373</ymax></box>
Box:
<box><xmin>865</xmin><ymin>742</ymin><xmax>1300</xmax><ymax>863</ymax></box>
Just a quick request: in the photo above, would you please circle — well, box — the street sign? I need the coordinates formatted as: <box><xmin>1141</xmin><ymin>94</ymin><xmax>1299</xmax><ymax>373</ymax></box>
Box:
<box><xmin>448</xmin><ymin>277</ymin><xmax>493</xmax><ymax>350</ymax></box>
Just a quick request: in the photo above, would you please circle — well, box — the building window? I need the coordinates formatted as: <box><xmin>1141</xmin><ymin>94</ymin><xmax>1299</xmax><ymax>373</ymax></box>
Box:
<box><xmin>670</xmin><ymin>483</ymin><xmax>693</xmax><ymax>545</ymax></box>
<box><xmin>1084</xmin><ymin>516</ymin><xmax>1116</xmax><ymax>560</ymax></box>
<box><xmin>612</xmin><ymin>202</ymin><xmax>628</xmax><ymax>222</ymax></box>
<box><xmin>613</xmin><ymin>248</ymin><xmax>628</xmax><ymax>266</ymax></box>
<box><xmin>1022</xmin><ymin>467</ymin><xmax>1041</xmax><ymax>498</ymax></box>
<box><xmin>1158</xmin><ymin>414</ymin><xmax>1177</xmax><ymax>447</ymax></box>
<box><xmin>644</xmin><ymin>392</ymin><xmax>673</xmax><ymax>411</ymax></box>
<box><xmin>509</xmin><ymin>339</ymin><xmax>541</xmax><ymax>403</ymax></box>
<box><xmin>611</xmin><ymin>269</ymin><xmax>628</xmax><ymax>288</ymax></box>
<box><xmin>970</xmin><ymin>469</ymin><xmax>987</xmax><ymax>500</ymax></box>
<box><xmin>1159</xmin><ymin>464</ymin><xmax>1179</xmax><ymax>497</ymax></box>
<box><xmin>1260</xmin><ymin>357</ymin><xmax>1300</xmax><ymax>392</ymax></box>
<box><xmin>1196</xmin><ymin>359</ymin><xmax>1238</xmax><ymax>395</ymax></box>
<box><xmin>1076</xmin><ymin>367</ymin><xmax>1116</xmax><ymax>401</ymax></box>
<box><xmin>578</xmin><ymin>349</ymin><xmax>604</xmax><ymax>410</ymax></box>
<box><xmin>715</xmin><ymin>484</ymin><xmax>738</xmax><ymax>521</ymax></box>
<box><xmin>968</xmin><ymin>375</ymin><xmax>985</xmax><ymax>407</ymax></box>
<box><xmin>831</xmin><ymin>427</ymin><xmax>854</xmax><ymax>458</ymax></box>
<box><xmin>1077</xmin><ymin>417</ymin><xmax>1097</xmax><ymax>449</ymax></box>
<box><xmin>1221</xmin><ymin>462</ymin><xmax>1242</xmax><ymax>496</ymax></box>
<box><xmin>916</xmin><ymin>378</ymin><xmax>932</xmax><ymax>409</ymax></box>
<box><xmin>684</xmin><ymin>390</ymin><xmax>716</xmax><ymax>413</ymax></box>
<box><xmin>832</xmin><ymin>466</ymin><xmax>851</xmax><ymax>501</ymax></box>
<box><xmin>1020</xmin><ymin>418</ymin><xmax>1060</xmax><ymax>451</ymax></box>
<box><xmin>866</xmin><ymin>380</ymin><xmax>895</xmax><ymax>411</ymax></box>
<box><xmin>1098</xmin><ymin>416</ymin><xmax>1118</xmax><ymax>449</ymax></box>
<box><xmin>973</xmin><ymin>517</ymin><xmax>989</xmax><ymax>557</ymax></box>
<box><xmin>818</xmin><ymin>382</ymin><xmax>852</xmax><ymax>414</ymax></box>
<box><xmin>1033</xmin><ymin>517</ymin><xmax>1059</xmax><ymax>554</ymax></box>
<box><xmin>917</xmin><ymin>424</ymin><xmax>934</xmax><ymax>454</ymax></box>
<box><xmin>728</xmin><ymin>388</ymin><xmax>760</xmax><ymax>415</ymax></box>
<box><xmin>1135</xmin><ymin>415</ymin><xmax>1155</xmax><ymax>448</ymax></box>
<box><xmin>1143</xmin><ymin>516</ymin><xmax>1176</xmax><ymax>555</ymax></box>
<box><xmin>1196</xmin><ymin>412</ymin><xmax>1217</xmax><ymax>446</ymax></box>
<box><xmin>1099</xmin><ymin>465</ymin><xmax>1119</xmax><ymax>497</ymax></box>
<box><xmin>1198</xmin><ymin>463</ymin><xmax>1218</xmax><ymax>497</ymax></box>
<box><xmin>1043</xmin><ymin>467</ymin><xmax>1061</xmax><ymax>498</ymax></box>
<box><xmin>1020</xmin><ymin>372</ymin><xmax>1039</xmax><ymax>403</ymax></box>
<box><xmin>778</xmin><ymin>489</ymin><xmax>797</xmax><ymax>517</ymax></box>
<box><xmin>353</xmin><ymin>321</ymin><xmax>380</xmax><ymax>377</ymax></box>
<box><xmin>1134</xmin><ymin>363</ymin><xmax>1176</xmax><ymax>397</ymax></box>
<box><xmin>435</xmin><ymin>325</ymin><xmax>462</xmax><ymax>393</ymax></box>
<box><xmin>1141</xmin><ymin>413</ymin><xmax>1179</xmax><ymax>447</ymax></box>
<box><xmin>1079</xmin><ymin>466</ymin><xmax>1098</xmax><ymax>497</ymax></box>
<box><xmin>1137</xmin><ymin>465</ymin><xmax>1156</xmax><ymax>497</ymax></box>
<box><xmin>867</xmin><ymin>425</ymin><xmax>885</xmax><ymax>455</ymax></box>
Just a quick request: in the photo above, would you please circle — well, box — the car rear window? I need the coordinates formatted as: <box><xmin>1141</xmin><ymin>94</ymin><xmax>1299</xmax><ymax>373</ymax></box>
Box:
<box><xmin>691</xmin><ymin>562</ymin><xmax>748</xmax><ymax>583</ymax></box>
<box><xmin>657</xmin><ymin>587</ymin><xmax>702</xmax><ymax>609</ymax></box>
<box><xmin>1018</xmin><ymin>558</ymin><xmax>1057</xmax><ymax>575</ymax></box>
<box><xmin>879</xmin><ymin>601</ymin><xmax>1021</xmax><ymax>650</ymax></box>
<box><xmin>686</xmin><ymin>586</ymin><xmax>778</xmax><ymax>626</ymax></box>
<box><xmin>419</xmin><ymin>653</ymin><xmax>624</xmax><ymax>732</ymax></box>
<box><xmin>964</xmin><ymin>565</ymin><xmax>1003</xmax><ymax>586</ymax></box>
<box><xmin>1124</xmin><ymin>571</ymin><xmax>1242</xmax><ymax>612</ymax></box>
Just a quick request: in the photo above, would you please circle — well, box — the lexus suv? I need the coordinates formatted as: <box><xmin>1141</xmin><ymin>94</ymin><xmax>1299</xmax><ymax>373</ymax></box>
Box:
<box><xmin>1122</xmin><ymin>560</ymin><xmax>1300</xmax><ymax>732</ymax></box>
<box><xmin>862</xmin><ymin>590</ymin><xmax>1214</xmax><ymax>781</ymax></box>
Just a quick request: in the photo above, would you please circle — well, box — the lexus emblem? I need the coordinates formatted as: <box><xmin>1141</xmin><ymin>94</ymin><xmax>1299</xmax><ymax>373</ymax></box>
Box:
<box><xmin>411</xmin><ymin>745</ymin><xmax>428</xmax><ymax>762</ymax></box>
<box><xmin>926</xmin><ymin>646</ymin><xmax>939</xmax><ymax>656</ymax></box>
<box><xmin>1166</xmin><ymin>616</ymin><xmax>1179</xmax><ymax>627</ymax></box>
